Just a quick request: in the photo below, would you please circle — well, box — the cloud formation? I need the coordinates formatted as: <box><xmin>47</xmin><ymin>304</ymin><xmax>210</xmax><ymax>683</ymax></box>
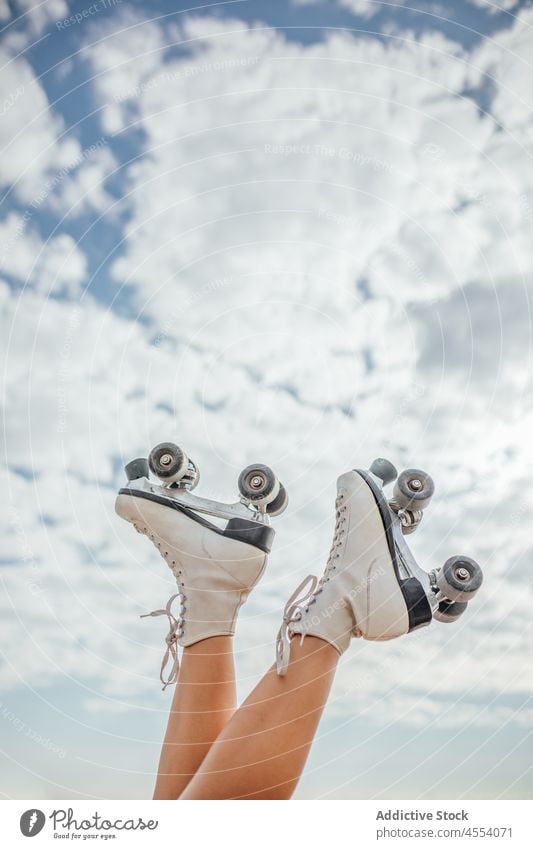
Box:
<box><xmin>1</xmin><ymin>0</ymin><xmax>532</xmax><ymax>798</ymax></box>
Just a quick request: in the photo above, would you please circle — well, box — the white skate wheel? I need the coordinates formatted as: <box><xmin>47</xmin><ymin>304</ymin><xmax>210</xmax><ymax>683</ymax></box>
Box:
<box><xmin>124</xmin><ymin>457</ymin><xmax>149</xmax><ymax>481</ymax></box>
<box><xmin>238</xmin><ymin>463</ymin><xmax>280</xmax><ymax>506</ymax></box>
<box><xmin>186</xmin><ymin>459</ymin><xmax>201</xmax><ymax>491</ymax></box>
<box><xmin>266</xmin><ymin>482</ymin><xmax>289</xmax><ymax>516</ymax></box>
<box><xmin>393</xmin><ymin>468</ymin><xmax>434</xmax><ymax>510</ymax></box>
<box><xmin>436</xmin><ymin>556</ymin><xmax>483</xmax><ymax>603</ymax></box>
<box><xmin>433</xmin><ymin>599</ymin><xmax>468</xmax><ymax>623</ymax></box>
<box><xmin>149</xmin><ymin>442</ymin><xmax>189</xmax><ymax>484</ymax></box>
<box><xmin>370</xmin><ymin>458</ymin><xmax>398</xmax><ymax>486</ymax></box>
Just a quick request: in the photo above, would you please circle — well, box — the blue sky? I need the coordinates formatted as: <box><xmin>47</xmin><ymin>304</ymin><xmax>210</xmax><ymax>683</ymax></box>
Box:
<box><xmin>1</xmin><ymin>0</ymin><xmax>533</xmax><ymax>799</ymax></box>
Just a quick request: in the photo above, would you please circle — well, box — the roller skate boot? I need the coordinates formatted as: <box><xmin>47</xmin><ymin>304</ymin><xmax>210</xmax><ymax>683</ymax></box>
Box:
<box><xmin>116</xmin><ymin>442</ymin><xmax>288</xmax><ymax>688</ymax></box>
<box><xmin>276</xmin><ymin>459</ymin><xmax>482</xmax><ymax>674</ymax></box>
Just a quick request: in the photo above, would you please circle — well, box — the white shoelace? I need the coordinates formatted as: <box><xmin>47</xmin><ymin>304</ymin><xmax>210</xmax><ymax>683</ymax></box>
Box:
<box><xmin>276</xmin><ymin>495</ymin><xmax>347</xmax><ymax>675</ymax></box>
<box><xmin>133</xmin><ymin>522</ymin><xmax>186</xmax><ymax>690</ymax></box>
<box><xmin>276</xmin><ymin>574</ymin><xmax>318</xmax><ymax>675</ymax></box>
<box><xmin>141</xmin><ymin>593</ymin><xmax>185</xmax><ymax>690</ymax></box>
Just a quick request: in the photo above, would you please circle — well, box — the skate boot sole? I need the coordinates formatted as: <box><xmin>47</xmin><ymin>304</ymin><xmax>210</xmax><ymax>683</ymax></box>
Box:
<box><xmin>116</xmin><ymin>488</ymin><xmax>275</xmax><ymax>554</ymax></box>
<box><xmin>355</xmin><ymin>470</ymin><xmax>432</xmax><ymax>634</ymax></box>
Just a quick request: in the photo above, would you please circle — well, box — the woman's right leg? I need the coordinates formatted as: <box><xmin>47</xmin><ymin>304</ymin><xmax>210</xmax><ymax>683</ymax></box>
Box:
<box><xmin>180</xmin><ymin>635</ymin><xmax>339</xmax><ymax>800</ymax></box>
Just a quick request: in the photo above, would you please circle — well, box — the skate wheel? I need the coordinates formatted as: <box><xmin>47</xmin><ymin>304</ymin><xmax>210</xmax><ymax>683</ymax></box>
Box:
<box><xmin>149</xmin><ymin>442</ymin><xmax>189</xmax><ymax>483</ymax></box>
<box><xmin>266</xmin><ymin>482</ymin><xmax>289</xmax><ymax>516</ymax></box>
<box><xmin>238</xmin><ymin>463</ymin><xmax>280</xmax><ymax>506</ymax></box>
<box><xmin>396</xmin><ymin>507</ymin><xmax>423</xmax><ymax>535</ymax></box>
<box><xmin>169</xmin><ymin>459</ymin><xmax>200</xmax><ymax>492</ymax></box>
<box><xmin>393</xmin><ymin>468</ymin><xmax>434</xmax><ymax>510</ymax></box>
<box><xmin>370</xmin><ymin>458</ymin><xmax>398</xmax><ymax>486</ymax></box>
<box><xmin>433</xmin><ymin>599</ymin><xmax>468</xmax><ymax>623</ymax></box>
<box><xmin>436</xmin><ymin>555</ymin><xmax>483</xmax><ymax>603</ymax></box>
<box><xmin>124</xmin><ymin>457</ymin><xmax>149</xmax><ymax>482</ymax></box>
<box><xmin>187</xmin><ymin>459</ymin><xmax>200</xmax><ymax>491</ymax></box>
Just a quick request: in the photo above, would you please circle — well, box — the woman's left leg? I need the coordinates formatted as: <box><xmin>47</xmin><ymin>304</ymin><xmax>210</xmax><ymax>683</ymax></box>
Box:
<box><xmin>153</xmin><ymin>636</ymin><xmax>236</xmax><ymax>799</ymax></box>
<box><xmin>115</xmin><ymin>479</ymin><xmax>275</xmax><ymax>799</ymax></box>
<box><xmin>179</xmin><ymin>635</ymin><xmax>339</xmax><ymax>800</ymax></box>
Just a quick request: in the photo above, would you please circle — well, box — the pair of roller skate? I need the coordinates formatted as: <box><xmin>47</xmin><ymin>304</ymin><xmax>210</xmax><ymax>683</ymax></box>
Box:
<box><xmin>115</xmin><ymin>443</ymin><xmax>483</xmax><ymax>687</ymax></box>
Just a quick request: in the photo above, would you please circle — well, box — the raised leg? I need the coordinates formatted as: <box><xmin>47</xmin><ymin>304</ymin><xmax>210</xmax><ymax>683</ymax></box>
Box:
<box><xmin>153</xmin><ymin>636</ymin><xmax>236</xmax><ymax>799</ymax></box>
<box><xmin>179</xmin><ymin>636</ymin><xmax>339</xmax><ymax>800</ymax></box>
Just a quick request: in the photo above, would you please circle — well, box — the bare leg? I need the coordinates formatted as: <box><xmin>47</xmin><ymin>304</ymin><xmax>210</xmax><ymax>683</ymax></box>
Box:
<box><xmin>153</xmin><ymin>636</ymin><xmax>236</xmax><ymax>799</ymax></box>
<box><xmin>180</xmin><ymin>636</ymin><xmax>339</xmax><ymax>800</ymax></box>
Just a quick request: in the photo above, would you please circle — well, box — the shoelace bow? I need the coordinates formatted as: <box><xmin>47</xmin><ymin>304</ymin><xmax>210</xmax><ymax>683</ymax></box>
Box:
<box><xmin>134</xmin><ymin>523</ymin><xmax>186</xmax><ymax>690</ymax></box>
<box><xmin>276</xmin><ymin>574</ymin><xmax>317</xmax><ymax>676</ymax></box>
<box><xmin>276</xmin><ymin>495</ymin><xmax>347</xmax><ymax>676</ymax></box>
<box><xmin>141</xmin><ymin>593</ymin><xmax>185</xmax><ymax>690</ymax></box>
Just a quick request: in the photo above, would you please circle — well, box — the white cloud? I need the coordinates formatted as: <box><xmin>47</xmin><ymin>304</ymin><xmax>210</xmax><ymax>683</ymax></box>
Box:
<box><xmin>365</xmin><ymin>694</ymin><xmax>533</xmax><ymax>730</ymax></box>
<box><xmin>48</xmin><ymin>143</ymin><xmax>118</xmax><ymax>218</ymax></box>
<box><xmin>466</xmin><ymin>6</ymin><xmax>533</xmax><ymax>140</ymax></box>
<box><xmin>85</xmin><ymin>6</ymin><xmax>170</xmax><ymax>134</ymax></box>
<box><xmin>0</xmin><ymin>48</ymin><xmax>81</xmax><ymax>203</ymax></box>
<box><xmin>301</xmin><ymin>0</ymin><xmax>519</xmax><ymax>17</ymax></box>
<box><xmin>468</xmin><ymin>0</ymin><xmax>519</xmax><ymax>12</ymax></box>
<box><xmin>293</xmin><ymin>0</ymin><xmax>382</xmax><ymax>16</ymax></box>
<box><xmin>339</xmin><ymin>0</ymin><xmax>382</xmax><ymax>17</ymax></box>
<box><xmin>0</xmin><ymin>214</ymin><xmax>87</xmax><ymax>295</ymax></box>
<box><xmin>13</xmin><ymin>0</ymin><xmax>68</xmax><ymax>36</ymax></box>
<box><xmin>0</xmin><ymin>0</ymin><xmax>10</xmax><ymax>22</ymax></box>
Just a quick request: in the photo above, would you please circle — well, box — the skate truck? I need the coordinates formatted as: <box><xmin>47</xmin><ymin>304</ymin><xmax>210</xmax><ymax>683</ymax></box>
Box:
<box><xmin>366</xmin><ymin>458</ymin><xmax>483</xmax><ymax>625</ymax></box>
<box><xmin>119</xmin><ymin>441</ymin><xmax>288</xmax><ymax>541</ymax></box>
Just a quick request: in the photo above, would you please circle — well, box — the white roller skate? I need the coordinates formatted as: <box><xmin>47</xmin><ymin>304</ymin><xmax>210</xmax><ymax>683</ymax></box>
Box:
<box><xmin>276</xmin><ymin>459</ymin><xmax>483</xmax><ymax>674</ymax></box>
<box><xmin>116</xmin><ymin>442</ymin><xmax>288</xmax><ymax>689</ymax></box>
